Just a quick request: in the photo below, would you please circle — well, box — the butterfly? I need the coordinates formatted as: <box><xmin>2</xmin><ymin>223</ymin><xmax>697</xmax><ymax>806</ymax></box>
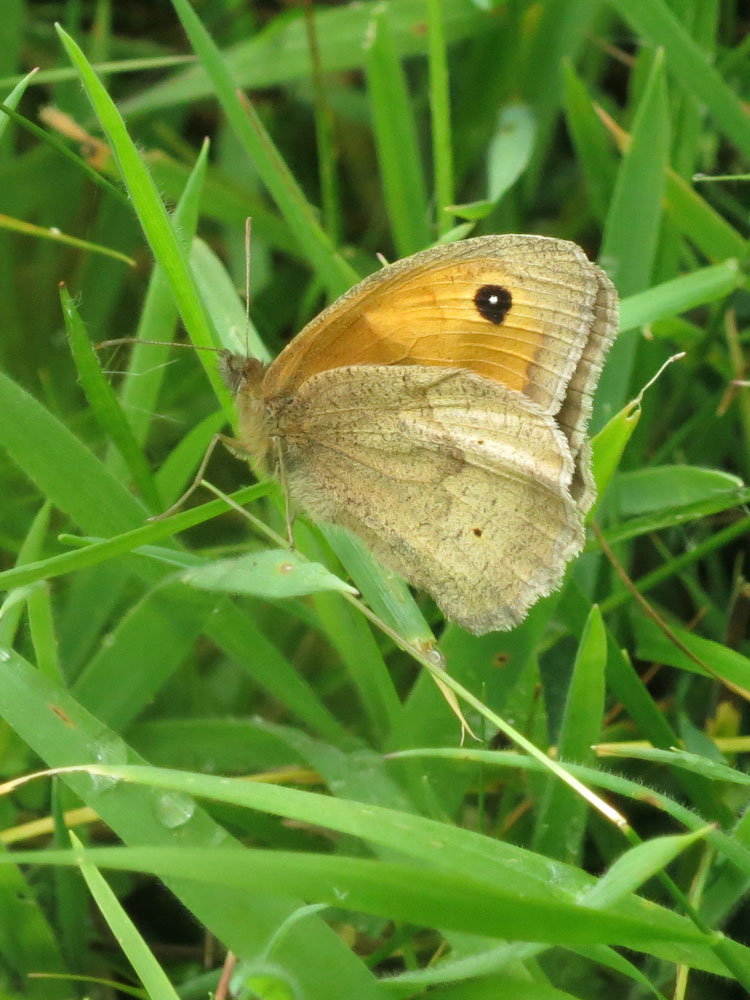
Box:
<box><xmin>220</xmin><ymin>235</ymin><xmax>618</xmax><ymax>634</ymax></box>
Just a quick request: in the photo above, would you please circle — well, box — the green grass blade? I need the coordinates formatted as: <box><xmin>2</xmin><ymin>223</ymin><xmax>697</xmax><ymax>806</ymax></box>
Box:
<box><xmin>586</xmin><ymin>828</ymin><xmax>709</xmax><ymax>908</ymax></box>
<box><xmin>168</xmin><ymin>0</ymin><xmax>356</xmax><ymax>298</ymax></box>
<box><xmin>619</xmin><ymin>260</ymin><xmax>741</xmax><ymax>333</ymax></box>
<box><xmin>0</xmin><ymin>485</ymin><xmax>267</xmax><ymax>593</ymax></box>
<box><xmin>183</xmin><ymin>550</ymin><xmax>356</xmax><ymax>598</ymax></box>
<box><xmin>322</xmin><ymin>525</ymin><xmax>435</xmax><ymax>645</ymax></box>
<box><xmin>665</xmin><ymin>170</ymin><xmax>747</xmax><ymax>261</ymax></box>
<box><xmin>486</xmin><ymin>104</ymin><xmax>536</xmax><ymax>204</ymax></box>
<box><xmin>0</xmin><ymin>370</ymin><xmax>146</xmax><ymax>535</ymax></box>
<box><xmin>72</xmin><ymin>582</ymin><xmax>220</xmax><ymax>729</ymax></box>
<box><xmin>0</xmin><ymin>501</ymin><xmax>52</xmax><ymax>646</ymax></box>
<box><xmin>70</xmin><ymin>833</ymin><xmax>181</xmax><ymax>1000</ymax></box>
<box><xmin>366</xmin><ymin>7</ymin><xmax>430</xmax><ymax>256</ymax></box>
<box><xmin>54</xmin><ymin>24</ymin><xmax>234</xmax><ymax>422</ymax></box>
<box><xmin>108</xmin><ymin>138</ymin><xmax>211</xmax><ymax>482</ymax></box>
<box><xmin>608</xmin><ymin>0</ymin><xmax>750</xmax><ymax>158</ymax></box>
<box><xmin>206</xmin><ymin>604</ymin><xmax>349</xmax><ymax>744</ymax></box>
<box><xmin>0</xmin><ymin>860</ymin><xmax>69</xmax><ymax>1000</ymax></box>
<box><xmin>634</xmin><ymin>618</ymin><xmax>750</xmax><ymax>692</ymax></box>
<box><xmin>562</xmin><ymin>62</ymin><xmax>617</xmax><ymax>223</ymax></box>
<box><xmin>0</xmin><ymin>211</ymin><xmax>134</xmax><ymax>263</ymax></box>
<box><xmin>427</xmin><ymin>0</ymin><xmax>455</xmax><ymax>235</ymax></box>
<box><xmin>119</xmin><ymin>1</ymin><xmax>488</xmax><ymax>116</ymax></box>
<box><xmin>0</xmin><ymin>69</ymin><xmax>38</xmax><ymax>143</ymax></box>
<box><xmin>533</xmin><ymin>606</ymin><xmax>606</xmax><ymax>863</ymax></box>
<box><xmin>60</xmin><ymin>285</ymin><xmax>161</xmax><ymax>511</ymax></box>
<box><xmin>0</xmin><ymin>651</ymin><xmax>386</xmax><ymax>1000</ymax></box>
<box><xmin>303</xmin><ymin>2</ymin><xmax>342</xmax><ymax>245</ymax></box>
<box><xmin>0</xmin><ymin>98</ymin><xmax>131</xmax><ymax>208</ymax></box>
<box><xmin>595</xmin><ymin>50</ymin><xmax>670</xmax><ymax>426</ymax></box>
<box><xmin>190</xmin><ymin>236</ymin><xmax>270</xmax><ymax>360</ymax></box>
<box><xmin>7</xmin><ymin>842</ymin><xmax>732</xmax><ymax>960</ymax></box>
<box><xmin>27</xmin><ymin>578</ymin><xmax>61</xmax><ymax>683</ymax></box>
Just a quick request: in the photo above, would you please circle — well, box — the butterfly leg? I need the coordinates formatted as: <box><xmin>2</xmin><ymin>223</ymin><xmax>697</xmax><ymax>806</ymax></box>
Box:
<box><xmin>149</xmin><ymin>432</ymin><xmax>252</xmax><ymax>520</ymax></box>
<box><xmin>272</xmin><ymin>435</ymin><xmax>296</xmax><ymax>548</ymax></box>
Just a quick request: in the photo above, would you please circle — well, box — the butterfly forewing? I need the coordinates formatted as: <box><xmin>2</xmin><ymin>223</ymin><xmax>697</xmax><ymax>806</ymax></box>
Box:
<box><xmin>262</xmin><ymin>235</ymin><xmax>613</xmax><ymax>421</ymax></box>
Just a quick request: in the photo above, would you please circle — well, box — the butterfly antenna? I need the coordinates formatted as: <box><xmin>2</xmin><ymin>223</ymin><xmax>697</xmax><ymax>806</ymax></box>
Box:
<box><xmin>244</xmin><ymin>217</ymin><xmax>252</xmax><ymax>359</ymax></box>
<box><xmin>96</xmin><ymin>338</ymin><xmax>223</xmax><ymax>354</ymax></box>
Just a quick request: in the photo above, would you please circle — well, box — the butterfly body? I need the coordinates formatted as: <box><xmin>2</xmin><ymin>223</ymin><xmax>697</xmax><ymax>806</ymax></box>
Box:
<box><xmin>223</xmin><ymin>235</ymin><xmax>617</xmax><ymax>634</ymax></box>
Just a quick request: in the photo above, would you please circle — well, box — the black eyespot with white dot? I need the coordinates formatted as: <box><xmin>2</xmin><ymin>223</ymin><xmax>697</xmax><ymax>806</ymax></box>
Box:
<box><xmin>474</xmin><ymin>284</ymin><xmax>512</xmax><ymax>325</ymax></box>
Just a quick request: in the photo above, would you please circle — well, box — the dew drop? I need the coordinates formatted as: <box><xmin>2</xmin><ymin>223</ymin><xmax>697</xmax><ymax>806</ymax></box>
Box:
<box><xmin>155</xmin><ymin>791</ymin><xmax>196</xmax><ymax>829</ymax></box>
<box><xmin>89</xmin><ymin>734</ymin><xmax>127</xmax><ymax>792</ymax></box>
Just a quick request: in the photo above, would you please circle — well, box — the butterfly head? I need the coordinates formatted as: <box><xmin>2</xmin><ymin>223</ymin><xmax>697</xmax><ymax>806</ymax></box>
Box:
<box><xmin>219</xmin><ymin>351</ymin><xmax>272</xmax><ymax>465</ymax></box>
<box><xmin>218</xmin><ymin>350</ymin><xmax>266</xmax><ymax>396</ymax></box>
